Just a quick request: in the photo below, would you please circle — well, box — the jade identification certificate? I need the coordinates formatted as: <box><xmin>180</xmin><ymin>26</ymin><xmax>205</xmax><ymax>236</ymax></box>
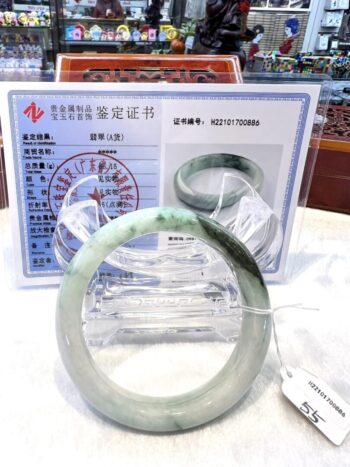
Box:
<box><xmin>0</xmin><ymin>81</ymin><xmax>321</xmax><ymax>285</ymax></box>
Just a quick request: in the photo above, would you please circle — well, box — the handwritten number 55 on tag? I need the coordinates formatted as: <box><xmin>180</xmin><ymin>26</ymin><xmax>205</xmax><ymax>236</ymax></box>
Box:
<box><xmin>299</xmin><ymin>402</ymin><xmax>325</xmax><ymax>424</ymax></box>
<box><xmin>281</xmin><ymin>367</ymin><xmax>350</xmax><ymax>446</ymax></box>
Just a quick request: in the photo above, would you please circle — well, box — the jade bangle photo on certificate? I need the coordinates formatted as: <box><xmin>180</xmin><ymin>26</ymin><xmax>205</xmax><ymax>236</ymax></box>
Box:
<box><xmin>174</xmin><ymin>153</ymin><xmax>264</xmax><ymax>210</ymax></box>
<box><xmin>56</xmin><ymin>207</ymin><xmax>272</xmax><ymax>432</ymax></box>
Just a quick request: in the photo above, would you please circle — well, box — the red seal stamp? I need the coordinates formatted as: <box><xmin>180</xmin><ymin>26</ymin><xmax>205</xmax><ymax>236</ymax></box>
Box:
<box><xmin>48</xmin><ymin>152</ymin><xmax>139</xmax><ymax>219</ymax></box>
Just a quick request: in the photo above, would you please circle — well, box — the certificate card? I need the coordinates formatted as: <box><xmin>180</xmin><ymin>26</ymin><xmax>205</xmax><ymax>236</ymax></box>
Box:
<box><xmin>0</xmin><ymin>82</ymin><xmax>320</xmax><ymax>286</ymax></box>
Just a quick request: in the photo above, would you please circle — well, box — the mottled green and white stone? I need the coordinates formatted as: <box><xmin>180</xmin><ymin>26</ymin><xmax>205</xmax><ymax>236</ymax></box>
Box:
<box><xmin>56</xmin><ymin>207</ymin><xmax>271</xmax><ymax>432</ymax></box>
<box><xmin>174</xmin><ymin>153</ymin><xmax>264</xmax><ymax>210</ymax></box>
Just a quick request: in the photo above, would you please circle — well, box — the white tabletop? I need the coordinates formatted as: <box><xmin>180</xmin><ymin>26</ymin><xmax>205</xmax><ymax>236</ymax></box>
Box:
<box><xmin>0</xmin><ymin>207</ymin><xmax>349</xmax><ymax>466</ymax></box>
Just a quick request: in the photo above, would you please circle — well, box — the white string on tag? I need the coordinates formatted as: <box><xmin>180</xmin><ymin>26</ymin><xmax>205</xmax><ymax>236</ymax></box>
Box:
<box><xmin>236</xmin><ymin>303</ymin><xmax>319</xmax><ymax>380</ymax></box>
<box><xmin>271</xmin><ymin>303</ymin><xmax>319</xmax><ymax>379</ymax></box>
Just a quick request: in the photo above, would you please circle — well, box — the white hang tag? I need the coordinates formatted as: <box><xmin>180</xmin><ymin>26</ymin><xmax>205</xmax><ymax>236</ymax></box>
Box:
<box><xmin>281</xmin><ymin>366</ymin><xmax>350</xmax><ymax>446</ymax></box>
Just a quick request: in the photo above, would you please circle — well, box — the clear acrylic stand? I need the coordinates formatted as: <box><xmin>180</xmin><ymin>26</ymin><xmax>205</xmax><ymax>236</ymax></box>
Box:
<box><xmin>54</xmin><ymin>174</ymin><xmax>282</xmax><ymax>275</ymax></box>
<box><xmin>53</xmin><ymin>173</ymin><xmax>282</xmax><ymax>346</ymax></box>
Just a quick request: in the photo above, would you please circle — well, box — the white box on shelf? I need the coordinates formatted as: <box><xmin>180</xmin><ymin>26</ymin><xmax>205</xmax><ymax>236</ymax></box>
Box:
<box><xmin>324</xmin><ymin>0</ymin><xmax>349</xmax><ymax>10</ymax></box>
<box><xmin>321</xmin><ymin>11</ymin><xmax>344</xmax><ymax>28</ymax></box>
<box><xmin>315</xmin><ymin>34</ymin><xmax>330</xmax><ymax>50</ymax></box>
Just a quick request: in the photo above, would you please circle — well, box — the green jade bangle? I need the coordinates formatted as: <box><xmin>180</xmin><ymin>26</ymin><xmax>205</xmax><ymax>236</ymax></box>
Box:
<box><xmin>56</xmin><ymin>207</ymin><xmax>272</xmax><ymax>432</ymax></box>
<box><xmin>174</xmin><ymin>153</ymin><xmax>264</xmax><ymax>210</ymax></box>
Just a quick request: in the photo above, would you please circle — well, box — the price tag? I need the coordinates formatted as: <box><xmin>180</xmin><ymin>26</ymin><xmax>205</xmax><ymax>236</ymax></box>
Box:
<box><xmin>281</xmin><ymin>366</ymin><xmax>350</xmax><ymax>446</ymax></box>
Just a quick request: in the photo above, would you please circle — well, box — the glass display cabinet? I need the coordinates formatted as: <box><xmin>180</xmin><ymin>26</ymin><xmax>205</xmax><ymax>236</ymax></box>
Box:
<box><xmin>53</xmin><ymin>0</ymin><xmax>175</xmax><ymax>55</ymax></box>
<box><xmin>0</xmin><ymin>0</ymin><xmax>56</xmax><ymax>69</ymax></box>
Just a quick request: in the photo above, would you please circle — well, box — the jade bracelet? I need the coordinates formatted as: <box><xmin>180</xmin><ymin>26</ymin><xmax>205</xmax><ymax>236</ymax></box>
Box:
<box><xmin>174</xmin><ymin>153</ymin><xmax>264</xmax><ymax>210</ymax></box>
<box><xmin>56</xmin><ymin>207</ymin><xmax>272</xmax><ymax>432</ymax></box>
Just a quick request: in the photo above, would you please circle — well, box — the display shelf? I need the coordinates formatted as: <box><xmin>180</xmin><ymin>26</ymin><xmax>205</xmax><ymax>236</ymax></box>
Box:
<box><xmin>64</xmin><ymin>17</ymin><xmax>141</xmax><ymax>24</ymax></box>
<box><xmin>250</xmin><ymin>0</ymin><xmax>311</xmax><ymax>6</ymax></box>
<box><xmin>63</xmin><ymin>17</ymin><xmax>171</xmax><ymax>22</ymax></box>
<box><xmin>64</xmin><ymin>40</ymin><xmax>121</xmax><ymax>45</ymax></box>
<box><xmin>52</xmin><ymin>0</ymin><xmax>173</xmax><ymax>57</ymax></box>
<box><xmin>62</xmin><ymin>18</ymin><xmax>172</xmax><ymax>28</ymax></box>
<box><xmin>64</xmin><ymin>40</ymin><xmax>170</xmax><ymax>45</ymax></box>
<box><xmin>251</xmin><ymin>7</ymin><xmax>311</xmax><ymax>10</ymax></box>
<box><xmin>0</xmin><ymin>0</ymin><xmax>56</xmax><ymax>69</ymax></box>
<box><xmin>338</xmin><ymin>40</ymin><xmax>350</xmax><ymax>50</ymax></box>
<box><xmin>0</xmin><ymin>25</ymin><xmax>50</xmax><ymax>29</ymax></box>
